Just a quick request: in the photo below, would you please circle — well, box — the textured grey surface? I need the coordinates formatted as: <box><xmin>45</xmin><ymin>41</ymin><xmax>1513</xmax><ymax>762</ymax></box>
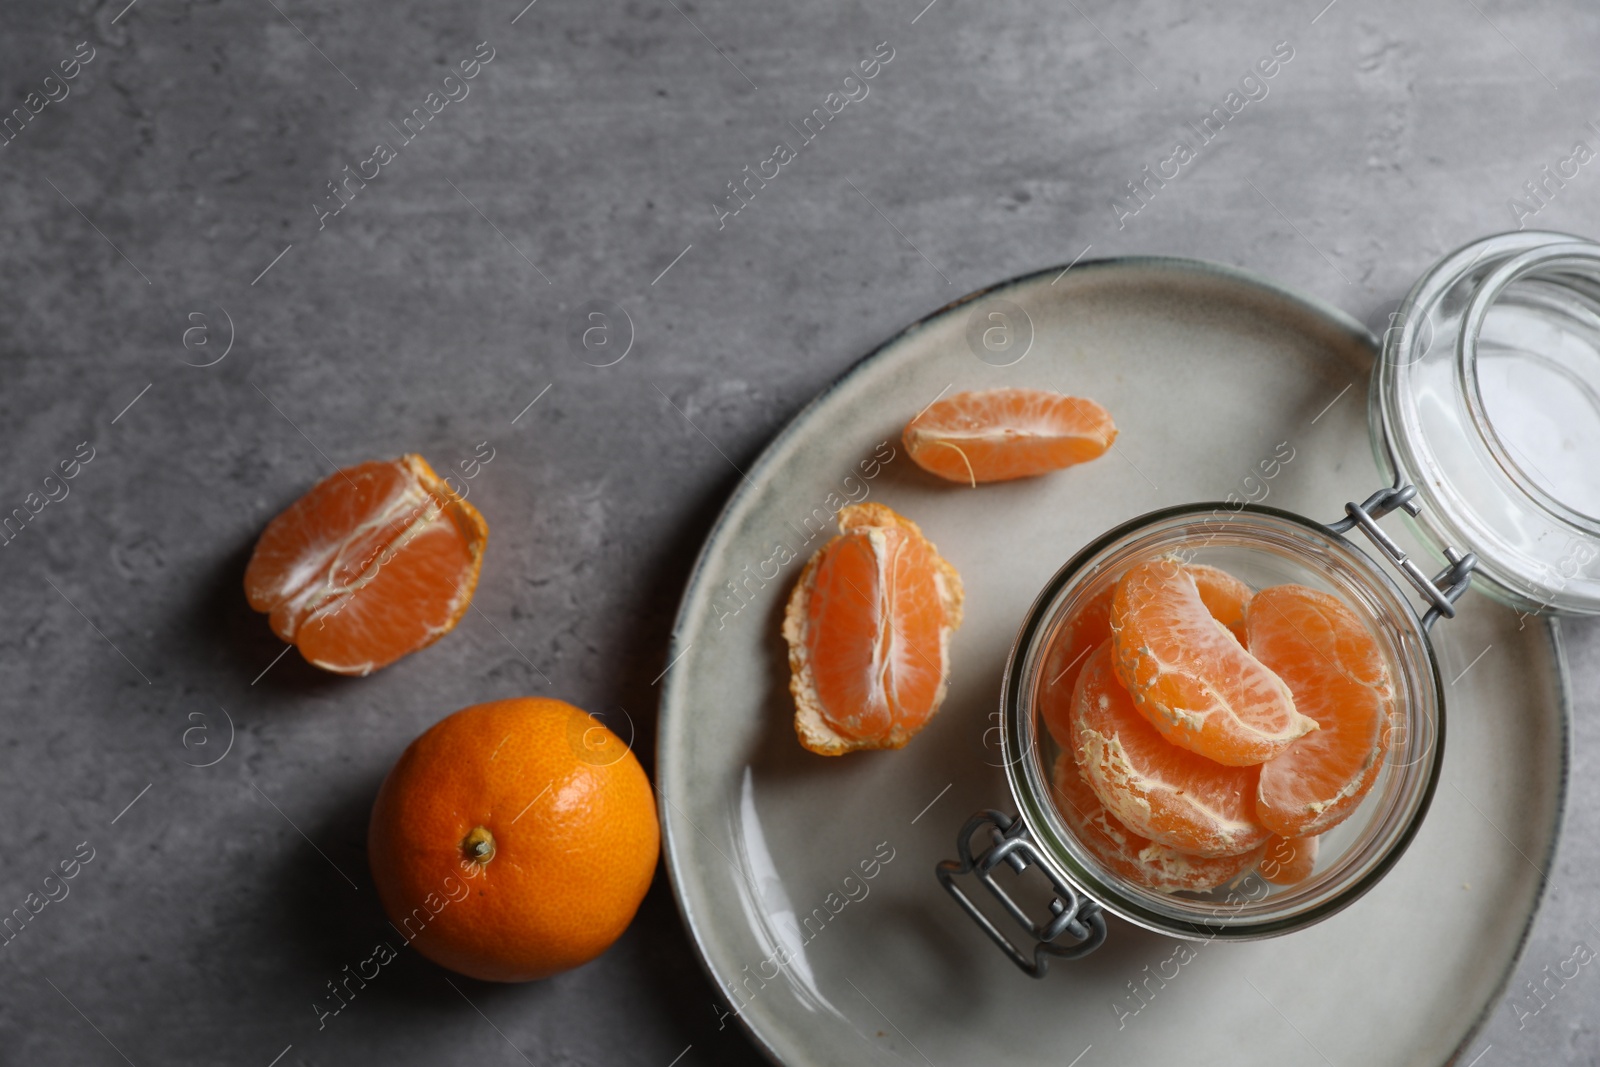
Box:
<box><xmin>0</xmin><ymin>0</ymin><xmax>1596</xmax><ymax>1064</ymax></box>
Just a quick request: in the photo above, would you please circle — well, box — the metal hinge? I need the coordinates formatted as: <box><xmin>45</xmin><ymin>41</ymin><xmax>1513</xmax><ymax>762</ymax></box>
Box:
<box><xmin>1326</xmin><ymin>485</ymin><xmax>1476</xmax><ymax>632</ymax></box>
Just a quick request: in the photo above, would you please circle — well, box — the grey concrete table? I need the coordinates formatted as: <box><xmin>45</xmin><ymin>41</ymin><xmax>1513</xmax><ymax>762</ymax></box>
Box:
<box><xmin>1</xmin><ymin>0</ymin><xmax>1597</xmax><ymax>1063</ymax></box>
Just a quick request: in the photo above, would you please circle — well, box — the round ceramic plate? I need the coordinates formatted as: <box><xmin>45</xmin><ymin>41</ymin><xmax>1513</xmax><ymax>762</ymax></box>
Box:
<box><xmin>658</xmin><ymin>259</ymin><xmax>1568</xmax><ymax>1067</ymax></box>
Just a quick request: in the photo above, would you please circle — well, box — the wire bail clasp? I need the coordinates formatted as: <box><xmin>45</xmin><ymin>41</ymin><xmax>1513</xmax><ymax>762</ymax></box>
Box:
<box><xmin>936</xmin><ymin>810</ymin><xmax>1107</xmax><ymax>978</ymax></box>
<box><xmin>1326</xmin><ymin>485</ymin><xmax>1476</xmax><ymax>631</ymax></box>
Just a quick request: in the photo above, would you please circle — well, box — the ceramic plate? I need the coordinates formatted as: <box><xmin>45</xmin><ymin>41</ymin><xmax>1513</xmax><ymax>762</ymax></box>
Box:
<box><xmin>658</xmin><ymin>259</ymin><xmax>1568</xmax><ymax>1067</ymax></box>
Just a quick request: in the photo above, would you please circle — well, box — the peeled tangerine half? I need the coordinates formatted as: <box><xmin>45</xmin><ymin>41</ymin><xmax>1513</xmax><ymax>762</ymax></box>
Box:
<box><xmin>902</xmin><ymin>388</ymin><xmax>1116</xmax><ymax>485</ymax></box>
<box><xmin>1053</xmin><ymin>753</ymin><xmax>1264</xmax><ymax>893</ymax></box>
<box><xmin>783</xmin><ymin>502</ymin><xmax>964</xmax><ymax>755</ymax></box>
<box><xmin>1247</xmin><ymin>584</ymin><xmax>1395</xmax><ymax>838</ymax></box>
<box><xmin>1072</xmin><ymin>641</ymin><xmax>1269</xmax><ymax>858</ymax></box>
<box><xmin>1110</xmin><ymin>558</ymin><xmax>1317</xmax><ymax>766</ymax></box>
<box><xmin>245</xmin><ymin>455</ymin><xmax>488</xmax><ymax>676</ymax></box>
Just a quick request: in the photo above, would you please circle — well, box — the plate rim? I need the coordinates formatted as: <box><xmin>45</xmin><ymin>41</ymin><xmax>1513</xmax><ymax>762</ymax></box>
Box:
<box><xmin>655</xmin><ymin>254</ymin><xmax>1572</xmax><ymax>1067</ymax></box>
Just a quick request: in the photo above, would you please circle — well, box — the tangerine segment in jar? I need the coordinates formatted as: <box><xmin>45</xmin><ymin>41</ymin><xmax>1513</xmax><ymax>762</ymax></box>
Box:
<box><xmin>244</xmin><ymin>454</ymin><xmax>488</xmax><ymax>676</ymax></box>
<box><xmin>783</xmin><ymin>502</ymin><xmax>964</xmax><ymax>755</ymax></box>
<box><xmin>1110</xmin><ymin>558</ymin><xmax>1316</xmax><ymax>766</ymax></box>
<box><xmin>1072</xmin><ymin>641</ymin><xmax>1269</xmax><ymax>858</ymax></box>
<box><xmin>1053</xmin><ymin>753</ymin><xmax>1264</xmax><ymax>893</ymax></box>
<box><xmin>902</xmin><ymin>388</ymin><xmax>1117</xmax><ymax>485</ymax></box>
<box><xmin>1038</xmin><ymin>584</ymin><xmax>1115</xmax><ymax>749</ymax></box>
<box><xmin>1189</xmin><ymin>563</ymin><xmax>1252</xmax><ymax>644</ymax></box>
<box><xmin>1039</xmin><ymin>564</ymin><xmax>1245</xmax><ymax>749</ymax></box>
<box><xmin>1247</xmin><ymin>584</ymin><xmax>1394</xmax><ymax>838</ymax></box>
<box><xmin>367</xmin><ymin>697</ymin><xmax>660</xmax><ymax>982</ymax></box>
<box><xmin>1259</xmin><ymin>835</ymin><xmax>1319</xmax><ymax>887</ymax></box>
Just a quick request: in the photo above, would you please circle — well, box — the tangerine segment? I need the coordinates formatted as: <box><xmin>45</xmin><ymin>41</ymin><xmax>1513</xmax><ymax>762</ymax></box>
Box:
<box><xmin>245</xmin><ymin>455</ymin><xmax>488</xmax><ymax>675</ymax></box>
<box><xmin>1053</xmin><ymin>754</ymin><xmax>1264</xmax><ymax>894</ymax></box>
<box><xmin>1247</xmin><ymin>584</ymin><xmax>1394</xmax><ymax>838</ymax></box>
<box><xmin>1259</xmin><ymin>835</ymin><xmax>1319</xmax><ymax>886</ymax></box>
<box><xmin>1110</xmin><ymin>558</ymin><xmax>1315</xmax><ymax>766</ymax></box>
<box><xmin>1038</xmin><ymin>584</ymin><xmax>1115</xmax><ymax>749</ymax></box>
<box><xmin>1041</xmin><ymin>567</ymin><xmax>1248</xmax><ymax>748</ymax></box>
<box><xmin>902</xmin><ymin>388</ymin><xmax>1116</xmax><ymax>485</ymax></box>
<box><xmin>1189</xmin><ymin>563</ymin><xmax>1252</xmax><ymax>644</ymax></box>
<box><xmin>783</xmin><ymin>502</ymin><xmax>964</xmax><ymax>755</ymax></box>
<box><xmin>1073</xmin><ymin>641</ymin><xmax>1269</xmax><ymax>857</ymax></box>
<box><xmin>368</xmin><ymin>698</ymin><xmax>659</xmax><ymax>982</ymax></box>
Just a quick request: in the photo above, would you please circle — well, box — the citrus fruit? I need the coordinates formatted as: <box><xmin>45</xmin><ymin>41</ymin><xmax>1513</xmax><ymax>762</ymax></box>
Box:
<box><xmin>902</xmin><ymin>387</ymin><xmax>1116</xmax><ymax>485</ymax></box>
<box><xmin>1052</xmin><ymin>753</ymin><xmax>1264</xmax><ymax>893</ymax></box>
<box><xmin>1247</xmin><ymin>584</ymin><xmax>1394</xmax><ymax>838</ymax></box>
<box><xmin>1040</xmin><ymin>564</ymin><xmax>1249</xmax><ymax>749</ymax></box>
<box><xmin>1188</xmin><ymin>562</ymin><xmax>1252</xmax><ymax>643</ymax></box>
<box><xmin>1037</xmin><ymin>584</ymin><xmax>1115</xmax><ymax>749</ymax></box>
<box><xmin>245</xmin><ymin>454</ymin><xmax>488</xmax><ymax>675</ymax></box>
<box><xmin>1072</xmin><ymin>641</ymin><xmax>1269</xmax><ymax>857</ymax></box>
<box><xmin>1109</xmin><ymin>557</ymin><xmax>1315</xmax><ymax>766</ymax></box>
<box><xmin>1259</xmin><ymin>835</ymin><xmax>1318</xmax><ymax>886</ymax></box>
<box><xmin>783</xmin><ymin>502</ymin><xmax>964</xmax><ymax>755</ymax></box>
<box><xmin>368</xmin><ymin>697</ymin><xmax>659</xmax><ymax>982</ymax></box>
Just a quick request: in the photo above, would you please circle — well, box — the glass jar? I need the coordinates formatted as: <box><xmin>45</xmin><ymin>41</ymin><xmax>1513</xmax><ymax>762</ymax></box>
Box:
<box><xmin>939</xmin><ymin>231</ymin><xmax>1600</xmax><ymax>975</ymax></box>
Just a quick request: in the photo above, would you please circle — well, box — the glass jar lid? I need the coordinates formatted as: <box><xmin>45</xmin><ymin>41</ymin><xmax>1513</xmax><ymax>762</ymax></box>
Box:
<box><xmin>1378</xmin><ymin>230</ymin><xmax>1600</xmax><ymax>614</ymax></box>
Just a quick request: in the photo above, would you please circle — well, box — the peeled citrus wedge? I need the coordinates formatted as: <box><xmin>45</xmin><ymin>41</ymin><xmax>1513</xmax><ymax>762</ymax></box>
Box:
<box><xmin>1038</xmin><ymin>584</ymin><xmax>1114</xmax><ymax>749</ymax></box>
<box><xmin>1247</xmin><ymin>584</ymin><xmax>1394</xmax><ymax>838</ymax></box>
<box><xmin>1110</xmin><ymin>558</ymin><xmax>1316</xmax><ymax>766</ymax></box>
<box><xmin>1042</xmin><ymin>565</ymin><xmax>1248</xmax><ymax>749</ymax></box>
<box><xmin>1259</xmin><ymin>834</ymin><xmax>1319</xmax><ymax>886</ymax></box>
<box><xmin>1189</xmin><ymin>562</ymin><xmax>1252</xmax><ymax>644</ymax></box>
<box><xmin>245</xmin><ymin>454</ymin><xmax>487</xmax><ymax>675</ymax></box>
<box><xmin>1072</xmin><ymin>641</ymin><xmax>1269</xmax><ymax>858</ymax></box>
<box><xmin>902</xmin><ymin>387</ymin><xmax>1116</xmax><ymax>485</ymax></box>
<box><xmin>783</xmin><ymin>502</ymin><xmax>964</xmax><ymax>755</ymax></box>
<box><xmin>1052</xmin><ymin>753</ymin><xmax>1265</xmax><ymax>893</ymax></box>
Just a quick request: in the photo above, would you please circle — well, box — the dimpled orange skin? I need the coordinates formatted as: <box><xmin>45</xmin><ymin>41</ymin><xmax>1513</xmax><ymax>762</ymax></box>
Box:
<box><xmin>368</xmin><ymin>698</ymin><xmax>660</xmax><ymax>982</ymax></box>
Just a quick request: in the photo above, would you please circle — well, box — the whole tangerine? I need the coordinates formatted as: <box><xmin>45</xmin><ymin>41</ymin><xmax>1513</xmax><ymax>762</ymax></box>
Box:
<box><xmin>368</xmin><ymin>697</ymin><xmax>659</xmax><ymax>982</ymax></box>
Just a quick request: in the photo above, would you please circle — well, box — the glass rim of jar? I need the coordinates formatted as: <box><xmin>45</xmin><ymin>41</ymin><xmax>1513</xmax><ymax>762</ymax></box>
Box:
<box><xmin>1377</xmin><ymin>228</ymin><xmax>1600</xmax><ymax>614</ymax></box>
<box><xmin>998</xmin><ymin>501</ymin><xmax>1446</xmax><ymax>941</ymax></box>
<box><xmin>1457</xmin><ymin>241</ymin><xmax>1600</xmax><ymax>535</ymax></box>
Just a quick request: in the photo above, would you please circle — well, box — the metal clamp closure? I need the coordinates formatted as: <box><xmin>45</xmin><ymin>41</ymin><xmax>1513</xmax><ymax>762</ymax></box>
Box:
<box><xmin>1326</xmin><ymin>485</ymin><xmax>1476</xmax><ymax>631</ymax></box>
<box><xmin>936</xmin><ymin>810</ymin><xmax>1107</xmax><ymax>978</ymax></box>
